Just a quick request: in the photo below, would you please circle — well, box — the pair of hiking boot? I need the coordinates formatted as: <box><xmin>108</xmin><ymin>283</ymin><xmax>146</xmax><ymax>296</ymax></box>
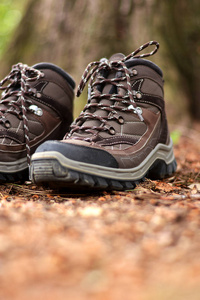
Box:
<box><xmin>0</xmin><ymin>41</ymin><xmax>177</xmax><ymax>190</ymax></box>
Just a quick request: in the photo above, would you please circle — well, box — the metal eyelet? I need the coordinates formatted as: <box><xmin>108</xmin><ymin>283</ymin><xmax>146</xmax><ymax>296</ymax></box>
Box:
<box><xmin>29</xmin><ymin>104</ymin><xmax>43</xmax><ymax>116</ymax></box>
<box><xmin>36</xmin><ymin>92</ymin><xmax>42</xmax><ymax>98</ymax></box>
<box><xmin>132</xmin><ymin>69</ymin><xmax>138</xmax><ymax>76</ymax></box>
<box><xmin>118</xmin><ymin>116</ymin><xmax>124</xmax><ymax>124</ymax></box>
<box><xmin>109</xmin><ymin>127</ymin><xmax>116</xmax><ymax>135</ymax></box>
<box><xmin>136</xmin><ymin>92</ymin><xmax>142</xmax><ymax>99</ymax></box>
<box><xmin>18</xmin><ymin>112</ymin><xmax>23</xmax><ymax>120</ymax></box>
<box><xmin>5</xmin><ymin>120</ymin><xmax>11</xmax><ymax>128</ymax></box>
<box><xmin>135</xmin><ymin>106</ymin><xmax>143</xmax><ymax>114</ymax></box>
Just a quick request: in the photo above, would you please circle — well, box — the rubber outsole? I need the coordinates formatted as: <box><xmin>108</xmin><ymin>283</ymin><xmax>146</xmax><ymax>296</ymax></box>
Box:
<box><xmin>30</xmin><ymin>156</ymin><xmax>177</xmax><ymax>191</ymax></box>
<box><xmin>0</xmin><ymin>156</ymin><xmax>29</xmax><ymax>183</ymax></box>
<box><xmin>0</xmin><ymin>168</ymin><xmax>29</xmax><ymax>183</ymax></box>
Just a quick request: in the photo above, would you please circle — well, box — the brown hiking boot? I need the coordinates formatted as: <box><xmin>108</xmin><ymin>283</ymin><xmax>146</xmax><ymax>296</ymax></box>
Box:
<box><xmin>30</xmin><ymin>41</ymin><xmax>177</xmax><ymax>190</ymax></box>
<box><xmin>0</xmin><ymin>62</ymin><xmax>75</xmax><ymax>182</ymax></box>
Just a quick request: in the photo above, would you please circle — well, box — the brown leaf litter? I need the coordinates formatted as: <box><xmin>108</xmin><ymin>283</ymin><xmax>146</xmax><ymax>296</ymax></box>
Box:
<box><xmin>0</xmin><ymin>128</ymin><xmax>199</xmax><ymax>300</ymax></box>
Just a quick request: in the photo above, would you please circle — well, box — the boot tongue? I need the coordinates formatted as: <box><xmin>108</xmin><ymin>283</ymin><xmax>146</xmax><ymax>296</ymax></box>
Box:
<box><xmin>94</xmin><ymin>54</ymin><xmax>125</xmax><ymax>121</ymax></box>
<box><xmin>102</xmin><ymin>53</ymin><xmax>125</xmax><ymax>95</ymax></box>
<box><xmin>108</xmin><ymin>53</ymin><xmax>125</xmax><ymax>62</ymax></box>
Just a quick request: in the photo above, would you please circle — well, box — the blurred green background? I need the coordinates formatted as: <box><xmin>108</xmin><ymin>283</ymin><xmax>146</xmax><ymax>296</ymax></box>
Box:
<box><xmin>0</xmin><ymin>0</ymin><xmax>199</xmax><ymax>128</ymax></box>
<box><xmin>0</xmin><ymin>0</ymin><xmax>24</xmax><ymax>57</ymax></box>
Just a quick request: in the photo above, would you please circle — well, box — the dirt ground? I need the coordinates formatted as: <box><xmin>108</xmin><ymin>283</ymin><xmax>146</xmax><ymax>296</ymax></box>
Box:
<box><xmin>0</xmin><ymin>126</ymin><xmax>199</xmax><ymax>300</ymax></box>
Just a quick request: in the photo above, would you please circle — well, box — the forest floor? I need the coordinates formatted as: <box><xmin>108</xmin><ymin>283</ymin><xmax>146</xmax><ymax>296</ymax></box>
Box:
<box><xmin>0</xmin><ymin>125</ymin><xmax>200</xmax><ymax>300</ymax></box>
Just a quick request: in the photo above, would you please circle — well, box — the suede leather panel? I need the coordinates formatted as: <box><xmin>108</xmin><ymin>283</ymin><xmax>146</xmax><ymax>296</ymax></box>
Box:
<box><xmin>137</xmin><ymin>94</ymin><xmax>169</xmax><ymax>144</ymax></box>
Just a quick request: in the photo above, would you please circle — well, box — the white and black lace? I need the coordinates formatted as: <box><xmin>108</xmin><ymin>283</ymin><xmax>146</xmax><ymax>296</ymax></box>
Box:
<box><xmin>0</xmin><ymin>63</ymin><xmax>44</xmax><ymax>166</ymax></box>
<box><xmin>67</xmin><ymin>41</ymin><xmax>159</xmax><ymax>140</ymax></box>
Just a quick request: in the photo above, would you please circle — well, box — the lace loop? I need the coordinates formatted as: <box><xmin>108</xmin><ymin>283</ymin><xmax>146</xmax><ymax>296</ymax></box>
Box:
<box><xmin>76</xmin><ymin>41</ymin><xmax>159</xmax><ymax>98</ymax></box>
<box><xmin>123</xmin><ymin>40</ymin><xmax>159</xmax><ymax>61</ymax></box>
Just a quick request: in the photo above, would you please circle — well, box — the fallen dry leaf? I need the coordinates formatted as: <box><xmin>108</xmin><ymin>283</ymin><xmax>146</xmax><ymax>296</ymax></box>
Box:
<box><xmin>0</xmin><ymin>133</ymin><xmax>199</xmax><ymax>300</ymax></box>
<box><xmin>188</xmin><ymin>183</ymin><xmax>200</xmax><ymax>192</ymax></box>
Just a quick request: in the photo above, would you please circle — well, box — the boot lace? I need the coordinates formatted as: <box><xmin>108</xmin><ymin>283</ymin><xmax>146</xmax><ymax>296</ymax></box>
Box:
<box><xmin>0</xmin><ymin>63</ymin><xmax>44</xmax><ymax>166</ymax></box>
<box><xmin>68</xmin><ymin>41</ymin><xmax>159</xmax><ymax>140</ymax></box>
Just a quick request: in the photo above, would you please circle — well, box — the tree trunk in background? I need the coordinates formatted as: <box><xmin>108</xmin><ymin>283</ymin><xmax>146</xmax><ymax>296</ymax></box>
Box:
<box><xmin>1</xmin><ymin>0</ymin><xmax>143</xmax><ymax>79</ymax></box>
<box><xmin>0</xmin><ymin>0</ymin><xmax>199</xmax><ymax>121</ymax></box>
<box><xmin>1</xmin><ymin>0</ymin><xmax>155</xmax><ymax>116</ymax></box>
<box><xmin>154</xmin><ymin>0</ymin><xmax>200</xmax><ymax>121</ymax></box>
